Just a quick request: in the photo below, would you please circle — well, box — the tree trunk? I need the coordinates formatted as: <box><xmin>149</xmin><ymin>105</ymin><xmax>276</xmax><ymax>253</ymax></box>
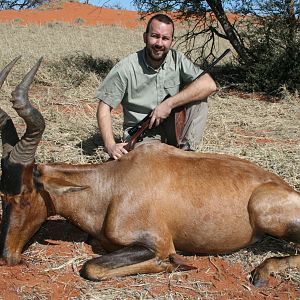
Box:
<box><xmin>206</xmin><ymin>0</ymin><xmax>251</xmax><ymax>63</ymax></box>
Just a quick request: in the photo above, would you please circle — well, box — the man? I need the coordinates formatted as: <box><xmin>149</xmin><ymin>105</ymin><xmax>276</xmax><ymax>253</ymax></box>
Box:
<box><xmin>96</xmin><ymin>14</ymin><xmax>217</xmax><ymax>160</ymax></box>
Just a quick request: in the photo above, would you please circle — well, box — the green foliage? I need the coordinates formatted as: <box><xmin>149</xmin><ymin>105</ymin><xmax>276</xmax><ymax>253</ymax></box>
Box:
<box><xmin>238</xmin><ymin>1</ymin><xmax>300</xmax><ymax>94</ymax></box>
<box><xmin>241</xmin><ymin>42</ymin><xmax>300</xmax><ymax>94</ymax></box>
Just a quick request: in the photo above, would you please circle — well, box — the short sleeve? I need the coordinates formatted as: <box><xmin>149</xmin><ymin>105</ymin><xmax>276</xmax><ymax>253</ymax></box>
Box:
<box><xmin>177</xmin><ymin>52</ymin><xmax>203</xmax><ymax>84</ymax></box>
<box><xmin>95</xmin><ymin>63</ymin><xmax>127</xmax><ymax>109</ymax></box>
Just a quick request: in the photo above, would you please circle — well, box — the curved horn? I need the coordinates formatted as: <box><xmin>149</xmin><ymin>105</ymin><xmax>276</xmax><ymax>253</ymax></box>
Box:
<box><xmin>9</xmin><ymin>57</ymin><xmax>45</xmax><ymax>165</ymax></box>
<box><xmin>0</xmin><ymin>56</ymin><xmax>21</xmax><ymax>89</ymax></box>
<box><xmin>0</xmin><ymin>57</ymin><xmax>21</xmax><ymax>159</ymax></box>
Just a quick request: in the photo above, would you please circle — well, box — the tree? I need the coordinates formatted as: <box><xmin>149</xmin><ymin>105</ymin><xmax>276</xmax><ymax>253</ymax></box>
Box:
<box><xmin>0</xmin><ymin>0</ymin><xmax>47</xmax><ymax>10</ymax></box>
<box><xmin>134</xmin><ymin>0</ymin><xmax>300</xmax><ymax>93</ymax></box>
<box><xmin>236</xmin><ymin>0</ymin><xmax>300</xmax><ymax>92</ymax></box>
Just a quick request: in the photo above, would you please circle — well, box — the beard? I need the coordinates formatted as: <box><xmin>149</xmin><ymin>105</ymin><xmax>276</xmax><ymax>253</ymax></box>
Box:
<box><xmin>145</xmin><ymin>45</ymin><xmax>168</xmax><ymax>63</ymax></box>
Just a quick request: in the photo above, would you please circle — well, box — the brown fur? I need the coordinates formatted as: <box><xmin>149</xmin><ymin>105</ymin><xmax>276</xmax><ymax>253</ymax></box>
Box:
<box><xmin>1</xmin><ymin>143</ymin><xmax>300</xmax><ymax>286</ymax></box>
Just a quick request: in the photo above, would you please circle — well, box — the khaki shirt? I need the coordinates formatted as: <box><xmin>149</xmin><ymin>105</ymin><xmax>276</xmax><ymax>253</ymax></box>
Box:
<box><xmin>96</xmin><ymin>48</ymin><xmax>203</xmax><ymax>135</ymax></box>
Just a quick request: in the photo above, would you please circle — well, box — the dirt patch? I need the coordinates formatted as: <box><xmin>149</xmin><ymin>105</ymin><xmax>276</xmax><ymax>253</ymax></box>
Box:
<box><xmin>233</xmin><ymin>128</ymin><xmax>300</xmax><ymax>145</ymax></box>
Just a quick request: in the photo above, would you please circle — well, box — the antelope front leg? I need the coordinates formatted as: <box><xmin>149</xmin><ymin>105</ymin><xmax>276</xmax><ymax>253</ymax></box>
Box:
<box><xmin>80</xmin><ymin>245</ymin><xmax>175</xmax><ymax>281</ymax></box>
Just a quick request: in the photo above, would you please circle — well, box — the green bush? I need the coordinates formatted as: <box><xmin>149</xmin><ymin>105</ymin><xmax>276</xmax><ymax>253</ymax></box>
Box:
<box><xmin>242</xmin><ymin>26</ymin><xmax>300</xmax><ymax>94</ymax></box>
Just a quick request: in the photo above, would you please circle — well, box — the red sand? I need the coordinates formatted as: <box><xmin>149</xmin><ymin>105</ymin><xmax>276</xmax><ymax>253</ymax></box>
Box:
<box><xmin>0</xmin><ymin>1</ymin><xmax>241</xmax><ymax>27</ymax></box>
<box><xmin>0</xmin><ymin>2</ymin><xmax>145</xmax><ymax>27</ymax></box>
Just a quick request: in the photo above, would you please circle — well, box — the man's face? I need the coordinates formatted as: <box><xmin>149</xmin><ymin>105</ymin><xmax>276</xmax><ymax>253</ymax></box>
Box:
<box><xmin>143</xmin><ymin>19</ymin><xmax>173</xmax><ymax>67</ymax></box>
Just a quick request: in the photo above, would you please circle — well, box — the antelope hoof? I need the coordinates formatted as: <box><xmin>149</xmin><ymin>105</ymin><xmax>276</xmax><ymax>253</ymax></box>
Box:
<box><xmin>250</xmin><ymin>268</ymin><xmax>269</xmax><ymax>288</ymax></box>
<box><xmin>0</xmin><ymin>257</ymin><xmax>7</xmax><ymax>266</ymax></box>
<box><xmin>80</xmin><ymin>260</ymin><xmax>104</xmax><ymax>281</ymax></box>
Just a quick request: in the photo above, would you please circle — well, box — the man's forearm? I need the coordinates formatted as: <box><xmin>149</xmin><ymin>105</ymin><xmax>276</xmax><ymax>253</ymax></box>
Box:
<box><xmin>167</xmin><ymin>73</ymin><xmax>217</xmax><ymax>110</ymax></box>
<box><xmin>97</xmin><ymin>102</ymin><xmax>115</xmax><ymax>148</ymax></box>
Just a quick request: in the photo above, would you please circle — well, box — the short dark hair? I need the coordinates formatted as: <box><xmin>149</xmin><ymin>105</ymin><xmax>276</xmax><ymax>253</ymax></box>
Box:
<box><xmin>145</xmin><ymin>14</ymin><xmax>174</xmax><ymax>37</ymax></box>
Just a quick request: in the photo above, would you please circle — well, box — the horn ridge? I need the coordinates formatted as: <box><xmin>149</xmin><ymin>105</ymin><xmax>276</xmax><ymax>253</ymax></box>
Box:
<box><xmin>9</xmin><ymin>57</ymin><xmax>45</xmax><ymax>165</ymax></box>
<box><xmin>11</xmin><ymin>57</ymin><xmax>43</xmax><ymax>112</ymax></box>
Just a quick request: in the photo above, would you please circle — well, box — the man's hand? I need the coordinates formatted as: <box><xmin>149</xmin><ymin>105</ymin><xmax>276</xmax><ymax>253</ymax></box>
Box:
<box><xmin>106</xmin><ymin>142</ymin><xmax>128</xmax><ymax>160</ymax></box>
<box><xmin>149</xmin><ymin>100</ymin><xmax>172</xmax><ymax>129</ymax></box>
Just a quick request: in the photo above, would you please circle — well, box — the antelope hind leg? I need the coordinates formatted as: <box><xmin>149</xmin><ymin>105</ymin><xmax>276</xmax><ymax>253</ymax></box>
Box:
<box><xmin>80</xmin><ymin>245</ymin><xmax>176</xmax><ymax>281</ymax></box>
<box><xmin>248</xmin><ymin>183</ymin><xmax>300</xmax><ymax>287</ymax></box>
<box><xmin>251</xmin><ymin>254</ymin><xmax>300</xmax><ymax>287</ymax></box>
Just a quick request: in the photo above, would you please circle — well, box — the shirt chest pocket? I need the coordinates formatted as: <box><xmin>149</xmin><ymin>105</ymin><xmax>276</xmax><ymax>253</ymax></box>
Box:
<box><xmin>164</xmin><ymin>79</ymin><xmax>181</xmax><ymax>96</ymax></box>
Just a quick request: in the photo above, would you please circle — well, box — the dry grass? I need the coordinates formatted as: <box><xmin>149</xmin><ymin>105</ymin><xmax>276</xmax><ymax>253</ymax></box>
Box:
<box><xmin>0</xmin><ymin>22</ymin><xmax>144</xmax><ymax>61</ymax></box>
<box><xmin>201</xmin><ymin>91</ymin><xmax>300</xmax><ymax>190</ymax></box>
<box><xmin>0</xmin><ymin>22</ymin><xmax>300</xmax><ymax>299</ymax></box>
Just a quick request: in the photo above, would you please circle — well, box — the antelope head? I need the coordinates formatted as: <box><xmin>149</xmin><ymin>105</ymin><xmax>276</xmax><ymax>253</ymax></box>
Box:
<box><xmin>0</xmin><ymin>57</ymin><xmax>47</xmax><ymax>265</ymax></box>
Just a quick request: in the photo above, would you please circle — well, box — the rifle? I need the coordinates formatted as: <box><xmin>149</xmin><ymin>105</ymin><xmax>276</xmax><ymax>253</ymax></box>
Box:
<box><xmin>124</xmin><ymin>48</ymin><xmax>231</xmax><ymax>151</ymax></box>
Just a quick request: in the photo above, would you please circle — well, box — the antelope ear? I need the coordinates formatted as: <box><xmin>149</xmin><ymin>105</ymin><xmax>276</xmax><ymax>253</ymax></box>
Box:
<box><xmin>43</xmin><ymin>177</ymin><xmax>89</xmax><ymax>196</ymax></box>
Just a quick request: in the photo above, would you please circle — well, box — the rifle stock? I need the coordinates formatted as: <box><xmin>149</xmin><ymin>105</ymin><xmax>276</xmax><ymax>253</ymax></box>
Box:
<box><xmin>124</xmin><ymin>48</ymin><xmax>231</xmax><ymax>151</ymax></box>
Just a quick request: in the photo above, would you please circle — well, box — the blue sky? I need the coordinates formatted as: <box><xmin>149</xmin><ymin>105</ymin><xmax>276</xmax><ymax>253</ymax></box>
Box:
<box><xmin>88</xmin><ymin>0</ymin><xmax>137</xmax><ymax>11</ymax></box>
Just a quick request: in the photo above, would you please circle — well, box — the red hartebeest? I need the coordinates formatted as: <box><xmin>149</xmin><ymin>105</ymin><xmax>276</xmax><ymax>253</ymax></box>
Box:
<box><xmin>0</xmin><ymin>58</ymin><xmax>300</xmax><ymax>287</ymax></box>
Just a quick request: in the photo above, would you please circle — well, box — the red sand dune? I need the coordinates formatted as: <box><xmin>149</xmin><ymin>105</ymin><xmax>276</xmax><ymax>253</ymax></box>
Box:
<box><xmin>0</xmin><ymin>2</ymin><xmax>145</xmax><ymax>27</ymax></box>
<box><xmin>0</xmin><ymin>2</ymin><xmax>241</xmax><ymax>27</ymax></box>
